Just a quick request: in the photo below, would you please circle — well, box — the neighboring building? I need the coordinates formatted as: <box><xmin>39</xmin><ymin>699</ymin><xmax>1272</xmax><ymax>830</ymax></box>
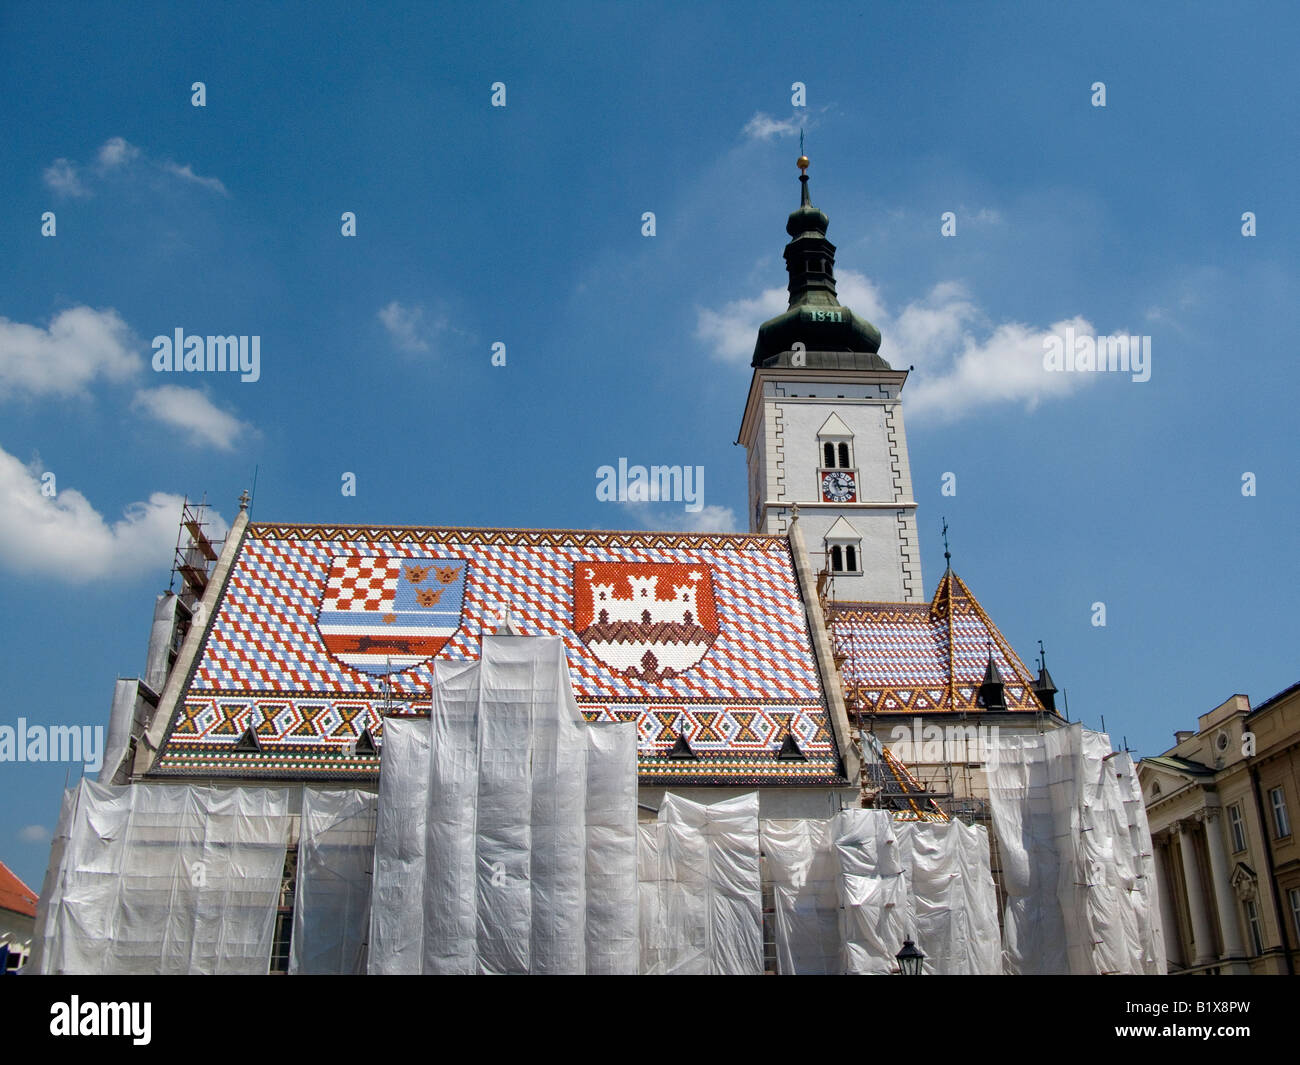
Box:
<box><xmin>1138</xmin><ymin>682</ymin><xmax>1300</xmax><ymax>974</ymax></box>
<box><xmin>0</xmin><ymin>860</ymin><xmax>38</xmax><ymax>972</ymax></box>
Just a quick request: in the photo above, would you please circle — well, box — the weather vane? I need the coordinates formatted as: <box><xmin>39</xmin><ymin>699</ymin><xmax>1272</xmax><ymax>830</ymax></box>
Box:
<box><xmin>941</xmin><ymin>517</ymin><xmax>951</xmax><ymax>567</ymax></box>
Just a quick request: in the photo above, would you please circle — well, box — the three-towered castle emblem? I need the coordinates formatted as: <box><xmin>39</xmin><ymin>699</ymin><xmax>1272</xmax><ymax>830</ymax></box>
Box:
<box><xmin>572</xmin><ymin>562</ymin><xmax>719</xmax><ymax>682</ymax></box>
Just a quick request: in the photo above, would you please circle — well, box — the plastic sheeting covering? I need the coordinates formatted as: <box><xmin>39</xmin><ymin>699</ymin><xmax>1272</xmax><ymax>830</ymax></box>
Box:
<box><xmin>369</xmin><ymin>635</ymin><xmax>639</xmax><ymax>974</ymax></box>
<box><xmin>895</xmin><ymin>818</ymin><xmax>1001</xmax><ymax>975</ymax></box>
<box><xmin>832</xmin><ymin>810</ymin><xmax>911</xmax><ymax>974</ymax></box>
<box><xmin>638</xmin><ymin>793</ymin><xmax>763</xmax><ymax>974</ymax></box>
<box><xmin>761</xmin><ymin>818</ymin><xmax>839</xmax><ymax>974</ymax></box>
<box><xmin>584</xmin><ymin>722</ymin><xmax>639</xmax><ymax>973</ymax></box>
<box><xmin>990</xmin><ymin>724</ymin><xmax>1165</xmax><ymax>974</ymax></box>
<box><xmin>26</xmin><ymin>785</ymin><xmax>77</xmax><ymax>975</ymax></box>
<box><xmin>289</xmin><ymin>787</ymin><xmax>377</xmax><ymax>975</ymax></box>
<box><xmin>368</xmin><ymin>717</ymin><xmax>430</xmax><ymax>974</ymax></box>
<box><xmin>33</xmin><ymin>780</ymin><xmax>292</xmax><ymax>974</ymax></box>
<box><xmin>762</xmin><ymin>813</ymin><xmax>1000</xmax><ymax>974</ymax></box>
<box><xmin>1118</xmin><ymin>748</ymin><xmax>1167</xmax><ymax>974</ymax></box>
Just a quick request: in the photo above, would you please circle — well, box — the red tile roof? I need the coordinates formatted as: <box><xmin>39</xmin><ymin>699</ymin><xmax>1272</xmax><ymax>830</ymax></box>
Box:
<box><xmin>152</xmin><ymin>523</ymin><xmax>846</xmax><ymax>785</ymax></box>
<box><xmin>0</xmin><ymin>860</ymin><xmax>37</xmax><ymax>919</ymax></box>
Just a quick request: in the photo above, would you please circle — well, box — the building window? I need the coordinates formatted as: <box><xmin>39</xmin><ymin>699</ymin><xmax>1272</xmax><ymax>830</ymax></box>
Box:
<box><xmin>1243</xmin><ymin>898</ymin><xmax>1263</xmax><ymax>955</ymax></box>
<box><xmin>1289</xmin><ymin>887</ymin><xmax>1300</xmax><ymax>944</ymax></box>
<box><xmin>269</xmin><ymin>846</ymin><xmax>298</xmax><ymax>974</ymax></box>
<box><xmin>1228</xmin><ymin>802</ymin><xmax>1247</xmax><ymax>853</ymax></box>
<box><xmin>823</xmin><ymin>442</ymin><xmax>835</xmax><ymax>467</ymax></box>
<box><xmin>837</xmin><ymin>442</ymin><xmax>850</xmax><ymax>468</ymax></box>
<box><xmin>829</xmin><ymin>542</ymin><xmax>861</xmax><ymax>575</ymax></box>
<box><xmin>1270</xmin><ymin>786</ymin><xmax>1291</xmax><ymax>839</ymax></box>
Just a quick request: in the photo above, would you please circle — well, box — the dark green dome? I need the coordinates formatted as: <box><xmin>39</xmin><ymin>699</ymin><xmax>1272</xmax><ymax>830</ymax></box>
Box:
<box><xmin>751</xmin><ymin>164</ymin><xmax>890</xmax><ymax>372</ymax></box>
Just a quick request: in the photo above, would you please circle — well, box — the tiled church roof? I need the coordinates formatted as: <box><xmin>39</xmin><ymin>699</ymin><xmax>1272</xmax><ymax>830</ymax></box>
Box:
<box><xmin>831</xmin><ymin>570</ymin><xmax>1047</xmax><ymax>716</ymax></box>
<box><xmin>151</xmin><ymin>523</ymin><xmax>847</xmax><ymax>785</ymax></box>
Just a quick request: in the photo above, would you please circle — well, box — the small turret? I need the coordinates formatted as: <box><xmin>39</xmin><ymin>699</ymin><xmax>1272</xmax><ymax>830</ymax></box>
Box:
<box><xmin>1033</xmin><ymin>641</ymin><xmax>1058</xmax><ymax>713</ymax></box>
<box><xmin>977</xmin><ymin>648</ymin><xmax>1007</xmax><ymax>711</ymax></box>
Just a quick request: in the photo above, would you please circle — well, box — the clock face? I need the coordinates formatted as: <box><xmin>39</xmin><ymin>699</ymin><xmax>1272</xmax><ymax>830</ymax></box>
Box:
<box><xmin>821</xmin><ymin>469</ymin><xmax>856</xmax><ymax>503</ymax></box>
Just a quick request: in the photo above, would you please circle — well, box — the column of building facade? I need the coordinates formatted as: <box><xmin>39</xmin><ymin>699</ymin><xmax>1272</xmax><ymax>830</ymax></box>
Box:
<box><xmin>1199</xmin><ymin>806</ymin><xmax>1248</xmax><ymax>968</ymax></box>
<box><xmin>1177</xmin><ymin>817</ymin><xmax>1218</xmax><ymax>967</ymax></box>
<box><xmin>1152</xmin><ymin>830</ymin><xmax>1184</xmax><ymax>968</ymax></box>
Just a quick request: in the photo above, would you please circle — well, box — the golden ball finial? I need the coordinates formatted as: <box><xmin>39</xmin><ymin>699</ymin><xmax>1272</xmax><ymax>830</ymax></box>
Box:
<box><xmin>797</xmin><ymin>155</ymin><xmax>810</xmax><ymax>172</ymax></box>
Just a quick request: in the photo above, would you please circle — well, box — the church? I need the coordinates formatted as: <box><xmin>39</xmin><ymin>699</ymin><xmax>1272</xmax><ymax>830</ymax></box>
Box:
<box><xmin>106</xmin><ymin>156</ymin><xmax>1061</xmax><ymax>812</ymax></box>
<box><xmin>31</xmin><ymin>157</ymin><xmax>1162</xmax><ymax>975</ymax></box>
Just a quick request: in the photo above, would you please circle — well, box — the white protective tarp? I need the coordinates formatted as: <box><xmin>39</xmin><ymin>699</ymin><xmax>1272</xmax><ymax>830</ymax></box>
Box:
<box><xmin>1117</xmin><ymin>749</ymin><xmax>1167</xmax><ymax>974</ymax></box>
<box><xmin>34</xmin><ymin>780</ymin><xmax>292</xmax><ymax>974</ymax></box>
<box><xmin>761</xmin><ymin>818</ymin><xmax>840</xmax><ymax>975</ymax></box>
<box><xmin>990</xmin><ymin>724</ymin><xmax>1165</xmax><ymax>974</ymax></box>
<box><xmin>584</xmin><ymin>722</ymin><xmax>639</xmax><ymax>973</ymax></box>
<box><xmin>368</xmin><ymin>717</ymin><xmax>430</xmax><ymax>974</ymax></box>
<box><xmin>764</xmin><ymin>813</ymin><xmax>999</xmax><ymax>974</ymax></box>
<box><xmin>987</xmin><ymin>730</ymin><xmax>1067</xmax><ymax>973</ymax></box>
<box><xmin>26</xmin><ymin>784</ymin><xmax>78</xmax><ymax>974</ymax></box>
<box><xmin>638</xmin><ymin>792</ymin><xmax>763</xmax><ymax>974</ymax></box>
<box><xmin>832</xmin><ymin>809</ymin><xmax>910</xmax><ymax>974</ymax></box>
<box><xmin>895</xmin><ymin>818</ymin><xmax>1001</xmax><ymax>975</ymax></box>
<box><xmin>373</xmin><ymin>635</ymin><xmax>639</xmax><ymax>974</ymax></box>
<box><xmin>289</xmin><ymin>787</ymin><xmax>377</xmax><ymax>975</ymax></box>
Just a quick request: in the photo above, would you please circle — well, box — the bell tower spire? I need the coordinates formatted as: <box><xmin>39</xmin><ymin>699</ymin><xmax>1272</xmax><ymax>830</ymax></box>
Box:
<box><xmin>751</xmin><ymin>155</ymin><xmax>888</xmax><ymax>371</ymax></box>
<box><xmin>737</xmin><ymin>154</ymin><xmax>923</xmax><ymax>603</ymax></box>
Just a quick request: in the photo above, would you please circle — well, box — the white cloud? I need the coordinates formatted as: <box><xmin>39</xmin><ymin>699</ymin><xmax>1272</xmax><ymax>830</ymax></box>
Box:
<box><xmin>617</xmin><ymin>501</ymin><xmax>739</xmax><ymax>533</ymax></box>
<box><xmin>43</xmin><ymin>158</ymin><xmax>89</xmax><ymax>197</ymax></box>
<box><xmin>0</xmin><ymin>444</ymin><xmax>227</xmax><ymax>581</ymax></box>
<box><xmin>19</xmin><ymin>824</ymin><xmax>49</xmax><ymax>843</ymax></box>
<box><xmin>903</xmin><ymin>314</ymin><xmax>1097</xmax><ymax>423</ymax></box>
<box><xmin>97</xmin><ymin>136</ymin><xmax>140</xmax><ymax>170</ymax></box>
<box><xmin>695</xmin><ymin>287</ymin><xmax>786</xmax><ymax>363</ymax></box>
<box><xmin>0</xmin><ymin>307</ymin><xmax>141</xmax><ymax>399</ymax></box>
<box><xmin>161</xmin><ymin>161</ymin><xmax>229</xmax><ymax>196</ymax></box>
<box><xmin>962</xmin><ymin>207</ymin><xmax>1002</xmax><ymax>226</ymax></box>
<box><xmin>41</xmin><ymin>138</ymin><xmax>228</xmax><ymax>198</ymax></box>
<box><xmin>697</xmin><ymin>268</ymin><xmax>1100</xmax><ymax>421</ymax></box>
<box><xmin>132</xmin><ymin>385</ymin><xmax>252</xmax><ymax>450</ymax></box>
<box><xmin>742</xmin><ymin>112</ymin><xmax>801</xmax><ymax>141</ymax></box>
<box><xmin>378</xmin><ymin>301</ymin><xmax>437</xmax><ymax>353</ymax></box>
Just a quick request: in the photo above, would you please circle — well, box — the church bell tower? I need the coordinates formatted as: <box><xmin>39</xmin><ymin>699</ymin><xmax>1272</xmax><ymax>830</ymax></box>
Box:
<box><xmin>737</xmin><ymin>156</ymin><xmax>923</xmax><ymax>602</ymax></box>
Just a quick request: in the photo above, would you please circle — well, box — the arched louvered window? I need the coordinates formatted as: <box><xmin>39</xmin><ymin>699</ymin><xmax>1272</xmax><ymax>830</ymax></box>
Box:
<box><xmin>823</xmin><ymin>442</ymin><xmax>835</xmax><ymax>468</ymax></box>
<box><xmin>831</xmin><ymin>545</ymin><xmax>844</xmax><ymax>572</ymax></box>
<box><xmin>838</xmin><ymin>442</ymin><xmax>850</xmax><ymax>468</ymax></box>
<box><xmin>846</xmin><ymin>545</ymin><xmax>857</xmax><ymax>571</ymax></box>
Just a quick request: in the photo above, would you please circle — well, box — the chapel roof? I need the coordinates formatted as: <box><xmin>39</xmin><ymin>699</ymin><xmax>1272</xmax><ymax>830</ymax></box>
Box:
<box><xmin>150</xmin><ymin>522</ymin><xmax>848</xmax><ymax>786</ymax></box>
<box><xmin>830</xmin><ymin>569</ymin><xmax>1053</xmax><ymax>716</ymax></box>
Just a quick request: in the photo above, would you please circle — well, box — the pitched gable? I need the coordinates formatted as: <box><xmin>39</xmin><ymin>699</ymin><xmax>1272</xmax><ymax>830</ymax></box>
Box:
<box><xmin>830</xmin><ymin>570</ymin><xmax>1046</xmax><ymax>715</ymax></box>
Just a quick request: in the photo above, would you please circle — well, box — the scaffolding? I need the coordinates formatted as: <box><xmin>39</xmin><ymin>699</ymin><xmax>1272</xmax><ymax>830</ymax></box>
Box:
<box><xmin>169</xmin><ymin>495</ymin><xmax>223</xmax><ymax>608</ymax></box>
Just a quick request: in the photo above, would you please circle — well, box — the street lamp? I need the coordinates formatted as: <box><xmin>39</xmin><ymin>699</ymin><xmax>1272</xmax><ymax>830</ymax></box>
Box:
<box><xmin>895</xmin><ymin>937</ymin><xmax>925</xmax><ymax>976</ymax></box>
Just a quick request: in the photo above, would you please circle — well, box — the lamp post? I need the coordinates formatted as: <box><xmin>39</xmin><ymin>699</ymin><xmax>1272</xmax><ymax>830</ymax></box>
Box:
<box><xmin>896</xmin><ymin>937</ymin><xmax>925</xmax><ymax>976</ymax></box>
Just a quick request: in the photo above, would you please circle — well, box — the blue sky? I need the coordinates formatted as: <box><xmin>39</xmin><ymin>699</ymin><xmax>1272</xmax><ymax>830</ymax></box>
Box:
<box><xmin>1</xmin><ymin>1</ymin><xmax>1297</xmax><ymax>889</ymax></box>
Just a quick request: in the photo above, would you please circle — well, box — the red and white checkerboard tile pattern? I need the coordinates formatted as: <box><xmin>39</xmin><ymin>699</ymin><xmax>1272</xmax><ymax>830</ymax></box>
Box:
<box><xmin>322</xmin><ymin>557</ymin><xmax>400</xmax><ymax>612</ymax></box>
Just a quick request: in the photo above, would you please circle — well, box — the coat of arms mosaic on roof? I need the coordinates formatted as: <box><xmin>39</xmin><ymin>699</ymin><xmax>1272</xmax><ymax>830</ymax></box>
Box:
<box><xmin>151</xmin><ymin>524</ymin><xmax>846</xmax><ymax>785</ymax></box>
